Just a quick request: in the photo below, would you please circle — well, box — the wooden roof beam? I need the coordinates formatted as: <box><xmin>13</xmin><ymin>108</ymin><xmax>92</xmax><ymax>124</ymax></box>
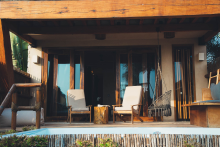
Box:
<box><xmin>96</xmin><ymin>20</ymin><xmax>101</xmax><ymax>26</ymax></box>
<box><xmin>199</xmin><ymin>31</ymin><xmax>219</xmax><ymax>45</ymax></box>
<box><xmin>166</xmin><ymin>18</ymin><xmax>172</xmax><ymax>24</ymax></box>
<box><xmin>198</xmin><ymin>18</ymin><xmax>220</xmax><ymax>45</ymax></box>
<box><xmin>38</xmin><ymin>21</ymin><xmax>46</xmax><ymax>26</ymax></box>
<box><xmin>23</xmin><ymin>21</ymin><xmax>31</xmax><ymax>26</ymax></box>
<box><xmin>52</xmin><ymin>21</ymin><xmax>59</xmax><ymax>26</ymax></box>
<box><xmin>192</xmin><ymin>17</ymin><xmax>199</xmax><ymax>23</ymax></box>
<box><xmin>82</xmin><ymin>20</ymin><xmax>87</xmax><ymax>26</ymax></box>
<box><xmin>139</xmin><ymin>19</ymin><xmax>144</xmax><ymax>25</ymax></box>
<box><xmin>8</xmin><ymin>22</ymin><xmax>36</xmax><ymax>46</ymax></box>
<box><xmin>19</xmin><ymin>23</ymin><xmax>216</xmax><ymax>35</ymax></box>
<box><xmin>179</xmin><ymin>18</ymin><xmax>185</xmax><ymax>24</ymax></box>
<box><xmin>205</xmin><ymin>17</ymin><xmax>213</xmax><ymax>23</ymax></box>
<box><xmin>0</xmin><ymin>1</ymin><xmax>220</xmax><ymax>19</ymax></box>
<box><xmin>126</xmin><ymin>19</ymin><xmax>129</xmax><ymax>25</ymax></box>
<box><xmin>110</xmin><ymin>20</ymin><xmax>114</xmax><ymax>26</ymax></box>
<box><xmin>67</xmin><ymin>20</ymin><xmax>73</xmax><ymax>26</ymax></box>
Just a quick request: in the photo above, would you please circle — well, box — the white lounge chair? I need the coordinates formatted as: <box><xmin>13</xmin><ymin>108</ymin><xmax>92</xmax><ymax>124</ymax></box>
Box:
<box><xmin>112</xmin><ymin>86</ymin><xmax>143</xmax><ymax>124</ymax></box>
<box><xmin>67</xmin><ymin>89</ymin><xmax>92</xmax><ymax>123</ymax></box>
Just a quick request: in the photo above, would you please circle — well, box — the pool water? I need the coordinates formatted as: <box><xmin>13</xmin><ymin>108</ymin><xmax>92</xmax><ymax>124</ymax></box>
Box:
<box><xmin>3</xmin><ymin>127</ymin><xmax>220</xmax><ymax>137</ymax></box>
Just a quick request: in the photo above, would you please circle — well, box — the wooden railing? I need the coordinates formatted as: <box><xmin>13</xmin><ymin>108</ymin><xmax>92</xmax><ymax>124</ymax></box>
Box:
<box><xmin>0</xmin><ymin>83</ymin><xmax>42</xmax><ymax>130</ymax></box>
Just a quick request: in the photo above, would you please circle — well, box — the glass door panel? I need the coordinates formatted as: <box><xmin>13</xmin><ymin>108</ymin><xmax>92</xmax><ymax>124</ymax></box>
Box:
<box><xmin>47</xmin><ymin>54</ymin><xmax>70</xmax><ymax>116</ymax></box>
<box><xmin>146</xmin><ymin>53</ymin><xmax>156</xmax><ymax>107</ymax></box>
<box><xmin>56</xmin><ymin>55</ymin><xmax>70</xmax><ymax>116</ymax></box>
<box><xmin>74</xmin><ymin>54</ymin><xmax>80</xmax><ymax>89</ymax></box>
<box><xmin>132</xmin><ymin>53</ymin><xmax>156</xmax><ymax>116</ymax></box>
<box><xmin>120</xmin><ymin>54</ymin><xmax>128</xmax><ymax>103</ymax></box>
<box><xmin>132</xmin><ymin>54</ymin><xmax>143</xmax><ymax>86</ymax></box>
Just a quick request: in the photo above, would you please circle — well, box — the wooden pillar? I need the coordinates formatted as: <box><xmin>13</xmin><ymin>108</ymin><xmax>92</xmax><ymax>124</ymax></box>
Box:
<box><xmin>128</xmin><ymin>51</ymin><xmax>133</xmax><ymax>86</ymax></box>
<box><xmin>11</xmin><ymin>93</ymin><xmax>17</xmax><ymax>130</ymax></box>
<box><xmin>36</xmin><ymin>87</ymin><xmax>41</xmax><ymax>129</ymax></box>
<box><xmin>142</xmin><ymin>54</ymin><xmax>148</xmax><ymax>116</ymax></box>
<box><xmin>116</xmin><ymin>52</ymin><xmax>120</xmax><ymax>105</ymax></box>
<box><xmin>80</xmin><ymin>51</ymin><xmax>84</xmax><ymax>89</ymax></box>
<box><xmin>115</xmin><ymin>52</ymin><xmax>121</xmax><ymax>121</ymax></box>
<box><xmin>0</xmin><ymin>19</ymin><xmax>14</xmax><ymax>107</ymax></box>
<box><xmin>70</xmin><ymin>50</ymin><xmax>75</xmax><ymax>89</ymax></box>
<box><xmin>41</xmin><ymin>48</ymin><xmax>48</xmax><ymax>121</ymax></box>
<box><xmin>53</xmin><ymin>55</ymin><xmax>58</xmax><ymax>116</ymax></box>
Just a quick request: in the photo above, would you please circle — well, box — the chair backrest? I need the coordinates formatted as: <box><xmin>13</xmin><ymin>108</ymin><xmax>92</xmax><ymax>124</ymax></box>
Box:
<box><xmin>67</xmin><ymin>89</ymin><xmax>86</xmax><ymax>108</ymax></box>
<box><xmin>122</xmin><ymin>86</ymin><xmax>142</xmax><ymax>110</ymax></box>
<box><xmin>208</xmin><ymin>69</ymin><xmax>220</xmax><ymax>88</ymax></box>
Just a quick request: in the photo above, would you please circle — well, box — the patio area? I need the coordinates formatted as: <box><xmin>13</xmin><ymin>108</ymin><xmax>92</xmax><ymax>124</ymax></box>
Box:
<box><xmin>0</xmin><ymin>121</ymin><xmax>199</xmax><ymax>132</ymax></box>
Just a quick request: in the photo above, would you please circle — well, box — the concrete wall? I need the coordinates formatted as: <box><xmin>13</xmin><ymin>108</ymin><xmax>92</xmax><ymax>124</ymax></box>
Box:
<box><xmin>28</xmin><ymin>33</ymin><xmax>208</xmax><ymax>121</ymax></box>
<box><xmin>27</xmin><ymin>46</ymin><xmax>42</xmax><ymax>106</ymax></box>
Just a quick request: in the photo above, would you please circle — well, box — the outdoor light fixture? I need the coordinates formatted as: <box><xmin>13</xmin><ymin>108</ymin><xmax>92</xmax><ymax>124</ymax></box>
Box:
<box><xmin>164</xmin><ymin>32</ymin><xmax>175</xmax><ymax>39</ymax></box>
<box><xmin>95</xmin><ymin>34</ymin><xmax>106</xmax><ymax>40</ymax></box>
<box><xmin>32</xmin><ymin>55</ymin><xmax>39</xmax><ymax>64</ymax></box>
<box><xmin>198</xmin><ymin>53</ymin><xmax>205</xmax><ymax>61</ymax></box>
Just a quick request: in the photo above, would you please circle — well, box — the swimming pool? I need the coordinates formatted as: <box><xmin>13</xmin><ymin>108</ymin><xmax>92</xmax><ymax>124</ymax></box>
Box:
<box><xmin>3</xmin><ymin>127</ymin><xmax>220</xmax><ymax>137</ymax></box>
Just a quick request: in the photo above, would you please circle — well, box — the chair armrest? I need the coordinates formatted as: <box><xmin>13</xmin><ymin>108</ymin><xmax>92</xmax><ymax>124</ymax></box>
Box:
<box><xmin>86</xmin><ymin>105</ymin><xmax>92</xmax><ymax>111</ymax></box>
<box><xmin>131</xmin><ymin>104</ymin><xmax>142</xmax><ymax>106</ymax></box>
<box><xmin>112</xmin><ymin>104</ymin><xmax>121</xmax><ymax>111</ymax></box>
<box><xmin>112</xmin><ymin>104</ymin><xmax>122</xmax><ymax>107</ymax></box>
<box><xmin>67</xmin><ymin>106</ymin><xmax>72</xmax><ymax>112</ymax></box>
<box><xmin>131</xmin><ymin>104</ymin><xmax>142</xmax><ymax>110</ymax></box>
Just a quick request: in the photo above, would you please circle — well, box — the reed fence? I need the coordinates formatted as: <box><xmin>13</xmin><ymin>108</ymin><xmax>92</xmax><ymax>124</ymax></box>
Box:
<box><xmin>41</xmin><ymin>134</ymin><xmax>220</xmax><ymax>147</ymax></box>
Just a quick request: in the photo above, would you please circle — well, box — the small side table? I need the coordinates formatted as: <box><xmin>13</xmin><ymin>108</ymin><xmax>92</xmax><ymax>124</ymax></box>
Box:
<box><xmin>94</xmin><ymin>106</ymin><xmax>109</xmax><ymax>124</ymax></box>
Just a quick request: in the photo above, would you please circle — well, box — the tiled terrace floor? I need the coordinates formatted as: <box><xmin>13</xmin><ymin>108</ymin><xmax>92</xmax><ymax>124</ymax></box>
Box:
<box><xmin>0</xmin><ymin>121</ymin><xmax>199</xmax><ymax>132</ymax></box>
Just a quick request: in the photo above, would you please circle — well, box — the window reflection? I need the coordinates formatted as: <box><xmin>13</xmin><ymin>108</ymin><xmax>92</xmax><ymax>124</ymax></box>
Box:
<box><xmin>56</xmin><ymin>55</ymin><xmax>70</xmax><ymax>116</ymax></box>
<box><xmin>74</xmin><ymin>54</ymin><xmax>80</xmax><ymax>89</ymax></box>
<box><xmin>132</xmin><ymin>54</ymin><xmax>143</xmax><ymax>86</ymax></box>
<box><xmin>132</xmin><ymin>53</ymin><xmax>155</xmax><ymax>115</ymax></box>
<box><xmin>147</xmin><ymin>53</ymin><xmax>155</xmax><ymax>106</ymax></box>
<box><xmin>120</xmin><ymin>54</ymin><xmax>128</xmax><ymax>103</ymax></box>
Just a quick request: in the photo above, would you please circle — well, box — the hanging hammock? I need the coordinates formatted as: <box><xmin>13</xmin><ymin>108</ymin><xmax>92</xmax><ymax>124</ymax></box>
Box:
<box><xmin>148</xmin><ymin>30</ymin><xmax>172</xmax><ymax>117</ymax></box>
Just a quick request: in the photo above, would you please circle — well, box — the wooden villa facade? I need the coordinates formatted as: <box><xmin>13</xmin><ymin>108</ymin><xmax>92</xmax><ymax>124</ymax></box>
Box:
<box><xmin>0</xmin><ymin>0</ymin><xmax>220</xmax><ymax>124</ymax></box>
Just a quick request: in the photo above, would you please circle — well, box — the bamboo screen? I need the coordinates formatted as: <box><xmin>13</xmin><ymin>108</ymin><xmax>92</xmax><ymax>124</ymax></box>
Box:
<box><xmin>174</xmin><ymin>46</ymin><xmax>194</xmax><ymax>120</ymax></box>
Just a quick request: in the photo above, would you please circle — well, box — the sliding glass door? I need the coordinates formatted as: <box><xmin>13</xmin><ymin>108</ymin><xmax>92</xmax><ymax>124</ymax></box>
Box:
<box><xmin>116</xmin><ymin>47</ymin><xmax>158</xmax><ymax>116</ymax></box>
<box><xmin>47</xmin><ymin>52</ymin><xmax>81</xmax><ymax>117</ymax></box>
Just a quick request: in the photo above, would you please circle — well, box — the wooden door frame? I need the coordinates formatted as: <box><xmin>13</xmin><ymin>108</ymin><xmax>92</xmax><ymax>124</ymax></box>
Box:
<box><xmin>115</xmin><ymin>45</ymin><xmax>160</xmax><ymax>117</ymax></box>
<box><xmin>42</xmin><ymin>47</ymin><xmax>85</xmax><ymax>121</ymax></box>
<box><xmin>42</xmin><ymin>46</ymin><xmax>161</xmax><ymax>121</ymax></box>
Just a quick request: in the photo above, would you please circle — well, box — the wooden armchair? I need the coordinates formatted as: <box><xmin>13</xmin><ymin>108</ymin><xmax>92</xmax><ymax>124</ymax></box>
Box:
<box><xmin>67</xmin><ymin>89</ymin><xmax>92</xmax><ymax>123</ymax></box>
<box><xmin>112</xmin><ymin>86</ymin><xmax>143</xmax><ymax>124</ymax></box>
<box><xmin>202</xmin><ymin>69</ymin><xmax>220</xmax><ymax>101</ymax></box>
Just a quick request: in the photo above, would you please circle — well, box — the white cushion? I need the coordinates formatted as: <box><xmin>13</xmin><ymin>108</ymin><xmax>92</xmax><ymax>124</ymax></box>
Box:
<box><xmin>210</xmin><ymin>83</ymin><xmax>220</xmax><ymax>100</ymax></box>
<box><xmin>0</xmin><ymin>108</ymin><xmax>44</xmax><ymax>127</ymax></box>
<box><xmin>115</xmin><ymin>107</ymin><xmax>131</xmax><ymax>111</ymax></box>
<box><xmin>114</xmin><ymin>107</ymin><xmax>138</xmax><ymax>113</ymax></box>
<box><xmin>122</xmin><ymin>86</ymin><xmax>142</xmax><ymax>111</ymax></box>
<box><xmin>72</xmin><ymin>108</ymin><xmax>89</xmax><ymax>111</ymax></box>
<box><xmin>67</xmin><ymin>89</ymin><xmax>86</xmax><ymax>109</ymax></box>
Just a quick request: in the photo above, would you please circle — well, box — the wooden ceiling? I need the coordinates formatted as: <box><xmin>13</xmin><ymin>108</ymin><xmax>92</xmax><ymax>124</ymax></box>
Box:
<box><xmin>14</xmin><ymin>17</ymin><xmax>219</xmax><ymax>27</ymax></box>
<box><xmin>6</xmin><ymin>16</ymin><xmax>220</xmax><ymax>47</ymax></box>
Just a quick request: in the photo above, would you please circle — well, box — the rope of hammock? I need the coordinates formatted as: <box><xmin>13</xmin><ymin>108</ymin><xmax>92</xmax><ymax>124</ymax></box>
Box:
<box><xmin>148</xmin><ymin>30</ymin><xmax>172</xmax><ymax>117</ymax></box>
